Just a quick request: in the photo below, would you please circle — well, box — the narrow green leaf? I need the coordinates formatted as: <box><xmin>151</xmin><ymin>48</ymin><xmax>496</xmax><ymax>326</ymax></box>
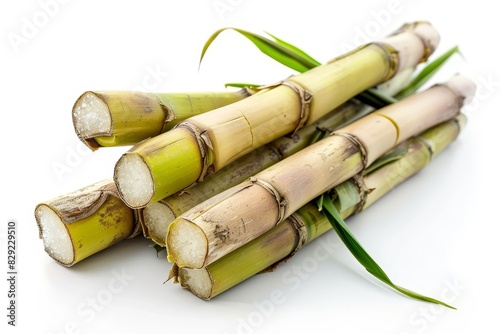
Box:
<box><xmin>334</xmin><ymin>182</ymin><xmax>362</xmax><ymax>213</ymax></box>
<box><xmin>265</xmin><ymin>32</ymin><xmax>321</xmax><ymax>67</ymax></box>
<box><xmin>320</xmin><ymin>195</ymin><xmax>456</xmax><ymax>309</ymax></box>
<box><xmin>396</xmin><ymin>46</ymin><xmax>461</xmax><ymax>99</ymax></box>
<box><xmin>203</xmin><ymin>28</ymin><xmax>398</xmax><ymax>110</ymax></box>
<box><xmin>199</xmin><ymin>28</ymin><xmax>319</xmax><ymax>72</ymax></box>
<box><xmin>356</xmin><ymin>89</ymin><xmax>397</xmax><ymax>109</ymax></box>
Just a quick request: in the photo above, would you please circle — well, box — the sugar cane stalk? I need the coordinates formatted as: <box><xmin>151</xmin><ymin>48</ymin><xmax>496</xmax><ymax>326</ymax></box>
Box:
<box><xmin>34</xmin><ymin>181</ymin><xmax>138</xmax><ymax>266</ymax></box>
<box><xmin>73</xmin><ymin>90</ymin><xmax>250</xmax><ymax>150</ymax></box>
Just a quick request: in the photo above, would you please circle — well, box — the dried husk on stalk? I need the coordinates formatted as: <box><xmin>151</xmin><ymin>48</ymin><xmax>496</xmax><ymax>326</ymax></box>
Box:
<box><xmin>166</xmin><ymin>75</ymin><xmax>475</xmax><ymax>269</ymax></box>
<box><xmin>175</xmin><ymin>114</ymin><xmax>466</xmax><ymax>299</ymax></box>
<box><xmin>114</xmin><ymin>21</ymin><xmax>440</xmax><ymax>208</ymax></box>
<box><xmin>34</xmin><ymin>180</ymin><xmax>139</xmax><ymax>266</ymax></box>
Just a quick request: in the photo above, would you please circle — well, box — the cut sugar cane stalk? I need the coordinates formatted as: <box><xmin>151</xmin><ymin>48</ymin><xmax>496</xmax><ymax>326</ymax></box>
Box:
<box><xmin>166</xmin><ymin>74</ymin><xmax>476</xmax><ymax>269</ymax></box>
<box><xmin>34</xmin><ymin>180</ymin><xmax>139</xmax><ymax>266</ymax></box>
<box><xmin>175</xmin><ymin>114</ymin><xmax>466</xmax><ymax>300</ymax></box>
<box><xmin>73</xmin><ymin>90</ymin><xmax>250</xmax><ymax>150</ymax></box>
<box><xmin>114</xmin><ymin>21</ymin><xmax>439</xmax><ymax>208</ymax></box>
<box><xmin>140</xmin><ymin>69</ymin><xmax>414</xmax><ymax>246</ymax></box>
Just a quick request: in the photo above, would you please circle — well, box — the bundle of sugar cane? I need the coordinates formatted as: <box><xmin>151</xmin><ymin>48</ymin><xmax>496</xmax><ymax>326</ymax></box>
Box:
<box><xmin>113</xmin><ymin>21</ymin><xmax>439</xmax><ymax>208</ymax></box>
<box><xmin>166</xmin><ymin>74</ymin><xmax>475</xmax><ymax>269</ymax></box>
<box><xmin>34</xmin><ymin>57</ymin><xmax>412</xmax><ymax>266</ymax></box>
<box><xmin>73</xmin><ymin>89</ymin><xmax>252</xmax><ymax>150</ymax></box>
<box><xmin>174</xmin><ymin>113</ymin><xmax>467</xmax><ymax>299</ymax></box>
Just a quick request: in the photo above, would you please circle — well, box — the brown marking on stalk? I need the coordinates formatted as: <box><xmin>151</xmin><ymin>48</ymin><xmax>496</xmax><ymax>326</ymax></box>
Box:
<box><xmin>214</xmin><ymin>224</ymin><xmax>230</xmax><ymax>244</ymax></box>
<box><xmin>240</xmin><ymin>218</ymin><xmax>247</xmax><ymax>234</ymax></box>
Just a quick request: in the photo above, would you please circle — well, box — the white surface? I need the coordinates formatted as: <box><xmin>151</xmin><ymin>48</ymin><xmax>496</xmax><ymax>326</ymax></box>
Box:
<box><xmin>1</xmin><ymin>0</ymin><xmax>499</xmax><ymax>333</ymax></box>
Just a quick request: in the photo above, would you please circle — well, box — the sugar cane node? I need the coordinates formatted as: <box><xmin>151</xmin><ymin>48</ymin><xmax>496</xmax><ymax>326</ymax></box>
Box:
<box><xmin>248</xmin><ymin>176</ymin><xmax>288</xmax><ymax>223</ymax></box>
<box><xmin>260</xmin><ymin>213</ymin><xmax>308</xmax><ymax>273</ymax></box>
<box><xmin>255</xmin><ymin>78</ymin><xmax>313</xmax><ymax>133</ymax></box>
<box><xmin>174</xmin><ymin>122</ymin><xmax>214</xmax><ymax>184</ymax></box>
<box><xmin>412</xmin><ymin>135</ymin><xmax>436</xmax><ymax>159</ymax></box>
<box><xmin>346</xmin><ymin>174</ymin><xmax>372</xmax><ymax>215</ymax></box>
<box><xmin>391</xmin><ymin>21</ymin><xmax>440</xmax><ymax>62</ymax></box>
<box><xmin>331</xmin><ymin>132</ymin><xmax>369</xmax><ymax>168</ymax></box>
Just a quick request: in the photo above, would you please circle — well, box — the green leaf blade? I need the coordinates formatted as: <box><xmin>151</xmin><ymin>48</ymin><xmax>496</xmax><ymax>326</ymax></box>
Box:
<box><xmin>265</xmin><ymin>32</ymin><xmax>322</xmax><ymax>67</ymax></box>
<box><xmin>320</xmin><ymin>196</ymin><xmax>455</xmax><ymax>309</ymax></box>
<box><xmin>396</xmin><ymin>46</ymin><xmax>461</xmax><ymax>99</ymax></box>
<box><xmin>199</xmin><ymin>28</ymin><xmax>318</xmax><ymax>73</ymax></box>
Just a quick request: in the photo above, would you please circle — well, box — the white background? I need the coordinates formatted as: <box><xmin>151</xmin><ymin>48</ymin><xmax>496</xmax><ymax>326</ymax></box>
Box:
<box><xmin>2</xmin><ymin>0</ymin><xmax>499</xmax><ymax>333</ymax></box>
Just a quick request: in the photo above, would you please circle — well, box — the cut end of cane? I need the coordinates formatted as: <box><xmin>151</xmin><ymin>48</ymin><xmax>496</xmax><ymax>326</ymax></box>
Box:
<box><xmin>72</xmin><ymin>92</ymin><xmax>111</xmax><ymax>141</ymax></box>
<box><xmin>142</xmin><ymin>202</ymin><xmax>177</xmax><ymax>246</ymax></box>
<box><xmin>114</xmin><ymin>153</ymin><xmax>154</xmax><ymax>208</ymax></box>
<box><xmin>167</xmin><ymin>218</ymin><xmax>207</xmax><ymax>269</ymax></box>
<box><xmin>178</xmin><ymin>267</ymin><xmax>213</xmax><ymax>300</ymax></box>
<box><xmin>445</xmin><ymin>74</ymin><xmax>477</xmax><ymax>105</ymax></box>
<box><xmin>35</xmin><ymin>205</ymin><xmax>74</xmax><ymax>266</ymax></box>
